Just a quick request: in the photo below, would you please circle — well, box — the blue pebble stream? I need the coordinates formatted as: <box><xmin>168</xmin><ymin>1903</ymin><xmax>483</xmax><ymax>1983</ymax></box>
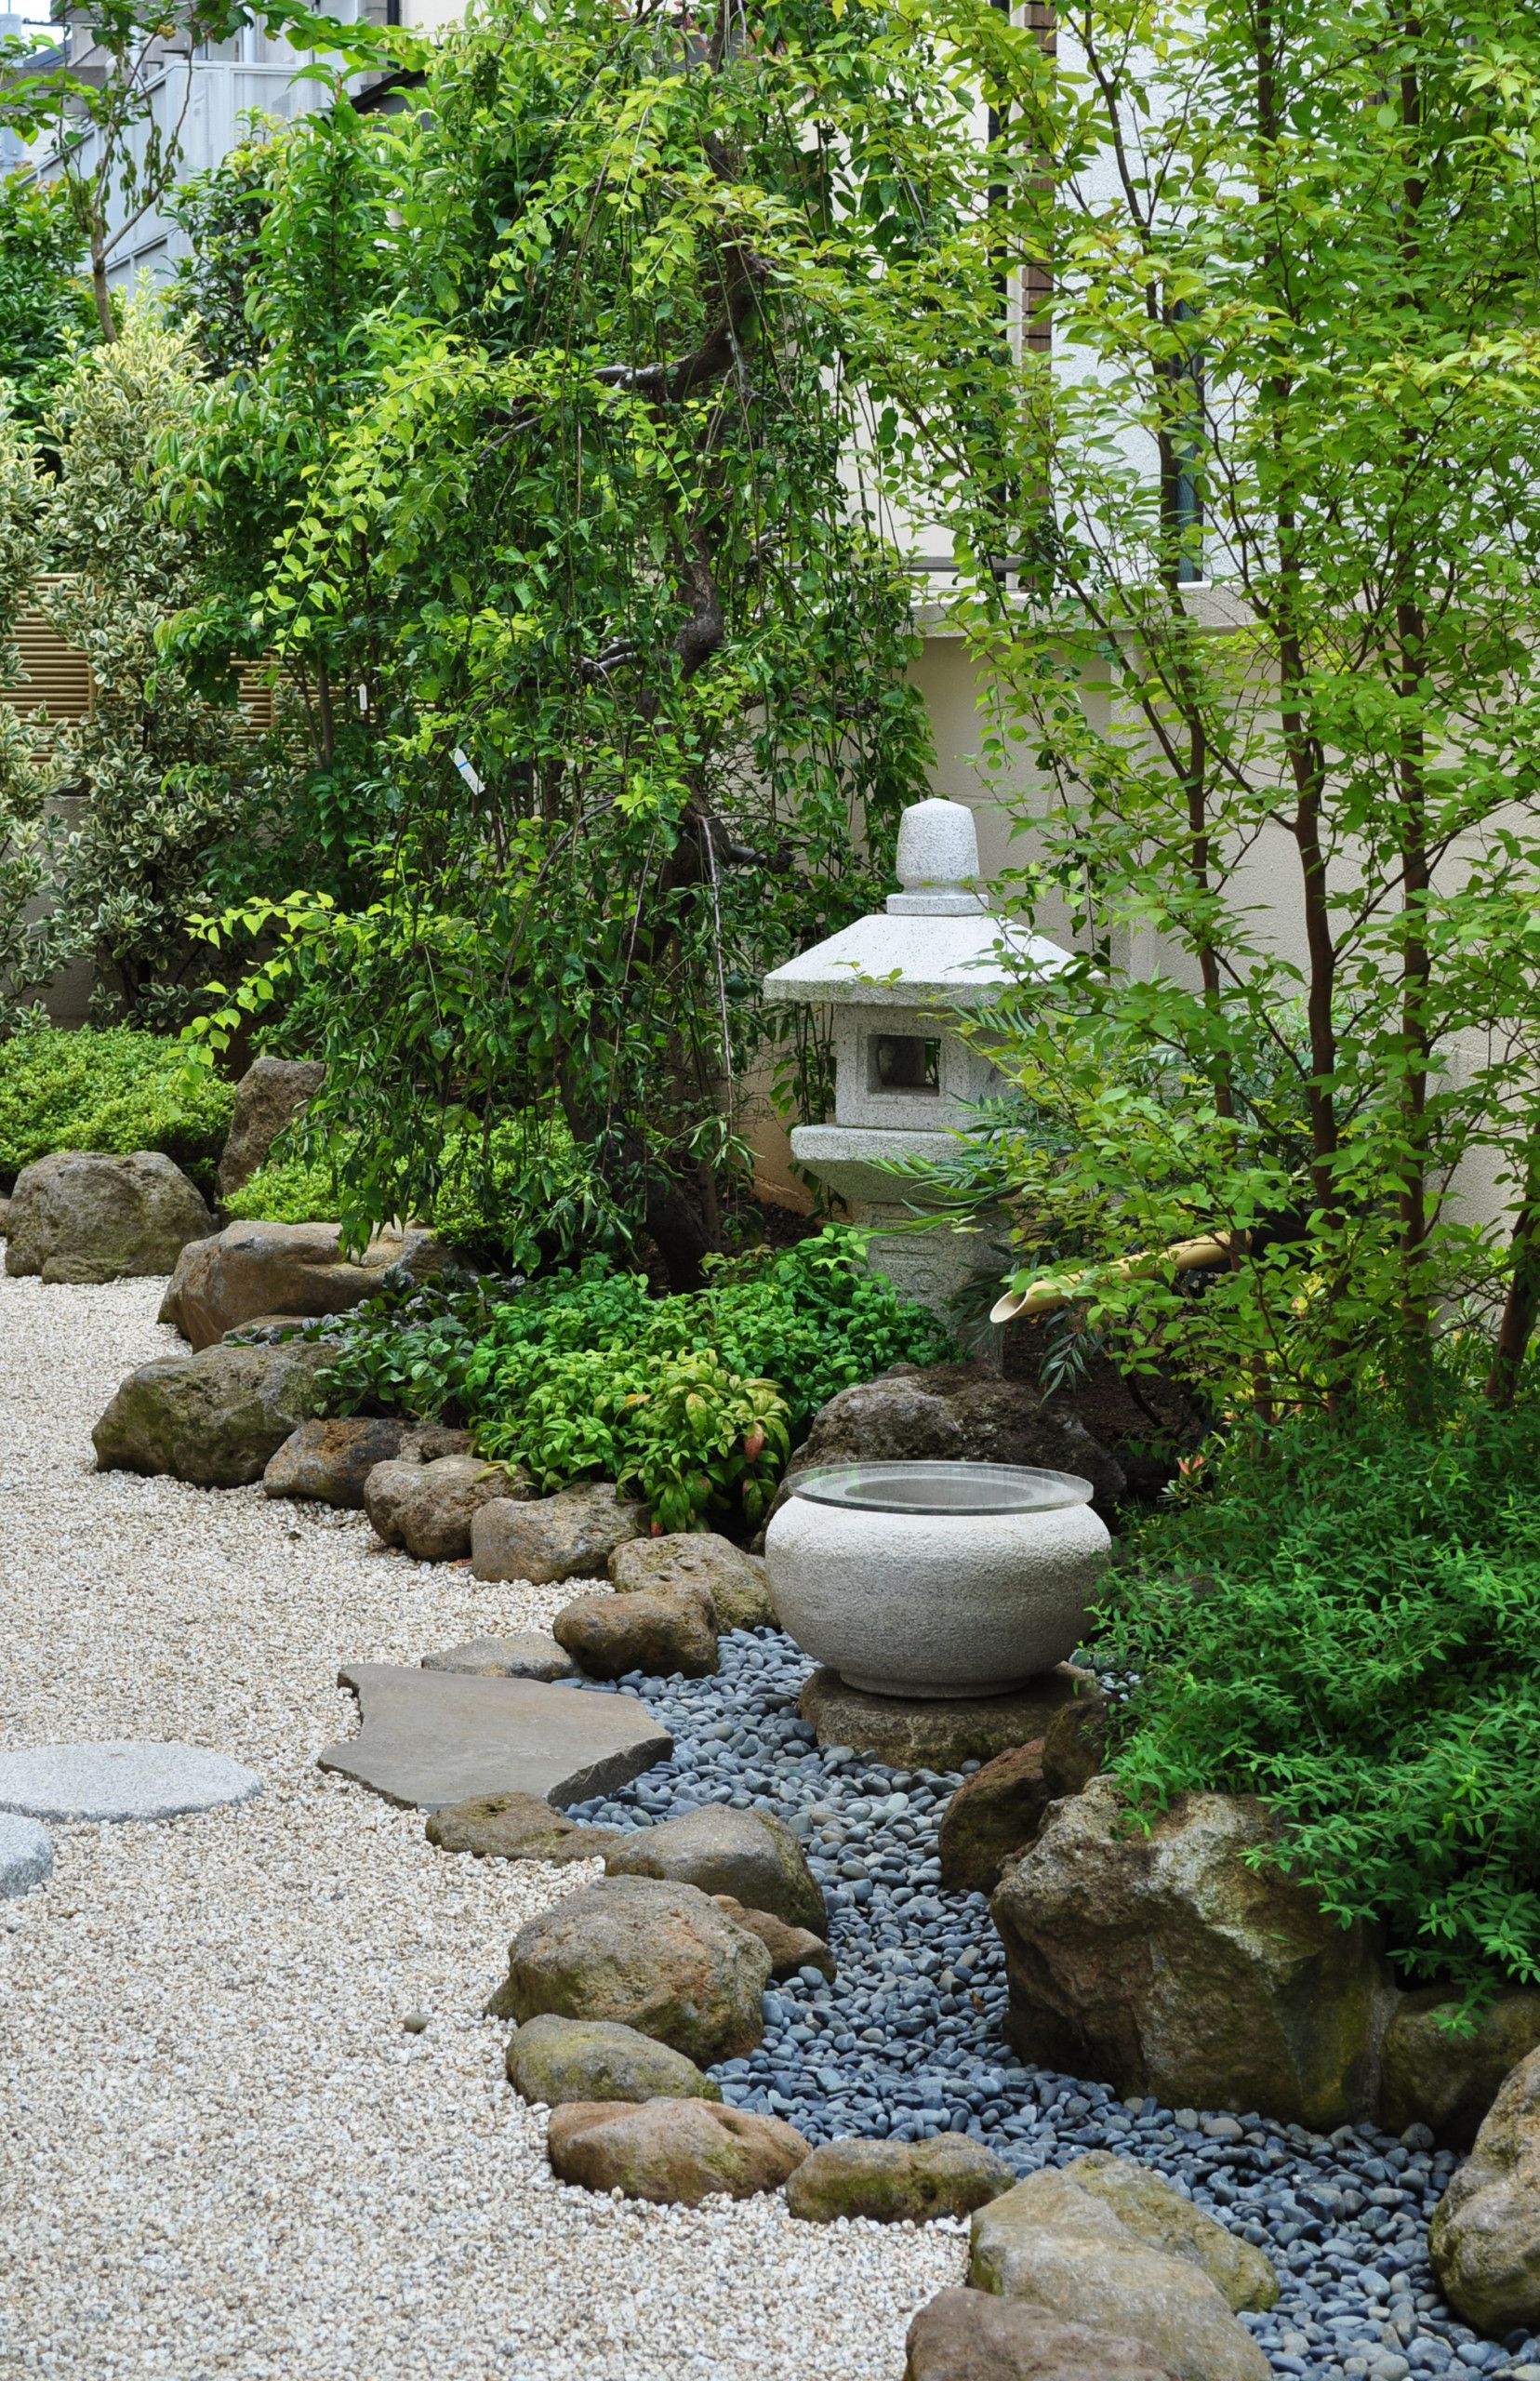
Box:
<box><xmin>561</xmin><ymin>1629</ymin><xmax>1540</xmax><ymax>2381</ymax></box>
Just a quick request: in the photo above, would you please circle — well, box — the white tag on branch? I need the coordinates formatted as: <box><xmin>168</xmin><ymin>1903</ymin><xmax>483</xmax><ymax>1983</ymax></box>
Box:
<box><xmin>451</xmin><ymin>747</ymin><xmax>484</xmax><ymax>794</ymax></box>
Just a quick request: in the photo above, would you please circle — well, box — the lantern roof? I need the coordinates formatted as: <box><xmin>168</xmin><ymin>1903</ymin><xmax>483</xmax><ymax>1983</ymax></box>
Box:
<box><xmin>762</xmin><ymin>799</ymin><xmax>1070</xmax><ymax>1010</ymax></box>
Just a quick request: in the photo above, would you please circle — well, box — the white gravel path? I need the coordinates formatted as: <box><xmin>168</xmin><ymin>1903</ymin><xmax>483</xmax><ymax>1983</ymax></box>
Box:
<box><xmin>0</xmin><ymin>1269</ymin><xmax>962</xmax><ymax>2380</ymax></box>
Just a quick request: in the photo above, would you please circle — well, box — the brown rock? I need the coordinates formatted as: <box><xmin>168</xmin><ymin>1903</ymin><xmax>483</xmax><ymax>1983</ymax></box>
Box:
<box><xmin>262</xmin><ymin>1416</ymin><xmax>410</xmax><ymax>1507</ymax></box>
<box><xmin>938</xmin><ymin>1740</ymin><xmax>1052</xmax><ymax>1895</ymax></box>
<box><xmin>216</xmin><ymin>1057</ymin><xmax>325</xmax><ymax>1196</ymax></box>
<box><xmin>364</xmin><ymin>1452</ymin><xmax>527</xmax><ymax>1562</ymax></box>
<box><xmin>609</xmin><ymin>1533</ymin><xmax>776</xmax><ymax>1633</ymax></box>
<box><xmin>710</xmin><ymin>1896</ymin><xmax>835</xmax><ymax>1981</ymax></box>
<box><xmin>1381</xmin><ymin>1989</ymin><xmax>1540</xmax><ymax>2149</ymax></box>
<box><xmin>401</xmin><ymin>1424</ymin><xmax>471</xmax><ymax>1463</ymax></box>
<box><xmin>159</xmin><ymin>1217</ymin><xmax>446</xmax><ymax>1350</ymax></box>
<box><xmin>905</xmin><ymin>2289</ymin><xmax>1181</xmax><ymax>2381</ymax></box>
<box><xmin>770</xmin><ymin>1362</ymin><xmax>1125</xmax><ymax>1523</ymax></box>
<box><xmin>1430</xmin><ymin>2043</ymin><xmax>1540</xmax><ymax>2333</ymax></box>
<box><xmin>786</xmin><ymin>2135</ymin><xmax>1013</xmax><ymax>2225</ymax></box>
<box><xmin>472</xmin><ymin>1482</ymin><xmax>648</xmax><ymax>1585</ymax></box>
<box><xmin>989</xmin><ymin>1777</ymin><xmax>1386</xmax><ymax>2130</ymax></box>
<box><xmin>1065</xmin><ymin>2154</ymin><xmax>1278</xmax><ymax>2312</ymax></box>
<box><xmin>6</xmin><ymin>1150</ymin><xmax>211</xmax><ymax>1284</ymax></box>
<box><xmin>499</xmin><ymin>1874</ymin><xmax>772</xmax><ymax>2063</ymax></box>
<box><xmin>546</xmin><ymin>2096</ymin><xmax>808</xmax><ymax>2206</ymax></box>
<box><xmin>604</xmin><ymin>1804</ymin><xmax>824</xmax><ymax>1933</ymax></box>
<box><xmin>554</xmin><ymin>1586</ymin><xmax>718</xmax><ymax>1680</ymax></box>
<box><xmin>420</xmin><ymin>1633</ymin><xmax>578</xmax><ymax>1682</ymax></box>
<box><xmin>800</xmin><ymin>1665</ymin><xmax>1089</xmax><ymax>1772</ymax></box>
<box><xmin>425</xmin><ymin>1790</ymin><xmax>622</xmax><ymax>1865</ymax></box>
<box><xmin>1041</xmin><ymin>1690</ymin><xmax>1109</xmax><ymax>1798</ymax></box>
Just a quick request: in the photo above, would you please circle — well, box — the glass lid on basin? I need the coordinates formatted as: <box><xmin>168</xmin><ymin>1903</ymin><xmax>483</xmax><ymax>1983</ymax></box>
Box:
<box><xmin>788</xmin><ymin>1460</ymin><xmax>1094</xmax><ymax>1515</ymax></box>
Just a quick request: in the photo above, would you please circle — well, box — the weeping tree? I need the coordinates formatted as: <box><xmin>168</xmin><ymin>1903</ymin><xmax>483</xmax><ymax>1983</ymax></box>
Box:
<box><xmin>173</xmin><ymin>0</ymin><xmax>979</xmax><ymax>1284</ymax></box>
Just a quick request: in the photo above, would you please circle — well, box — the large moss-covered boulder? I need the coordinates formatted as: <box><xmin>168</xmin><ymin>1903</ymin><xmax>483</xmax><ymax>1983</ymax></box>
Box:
<box><xmin>1430</xmin><ymin>2043</ymin><xmax>1540</xmax><ymax>2333</ymax></box>
<box><xmin>91</xmin><ymin>1340</ymin><xmax>335</xmax><ymax>1487</ymax></box>
<box><xmin>5</xmin><ymin>1150</ymin><xmax>210</xmax><ymax>1284</ymax></box>
<box><xmin>970</xmin><ymin>2167</ymin><xmax>1270</xmax><ymax>2381</ymax></box>
<box><xmin>505</xmin><ymin>2014</ymin><xmax>720</xmax><ymax>2107</ymax></box>
<box><xmin>1382</xmin><ymin>1989</ymin><xmax>1540</xmax><ymax>2149</ymax></box>
<box><xmin>159</xmin><ymin>1217</ymin><xmax>445</xmax><ymax>1349</ymax></box>
<box><xmin>786</xmin><ymin>2135</ymin><xmax>1013</xmax><ymax>2226</ymax></box>
<box><xmin>604</xmin><ymin>1803</ymin><xmax>825</xmax><ymax>1935</ymax></box>
<box><xmin>495</xmin><ymin>1874</ymin><xmax>772</xmax><ymax>2064</ymax></box>
<box><xmin>546</xmin><ymin>2096</ymin><xmax>807</xmax><ymax>2206</ymax></box>
<box><xmin>989</xmin><ymin>1777</ymin><xmax>1386</xmax><ymax>2130</ymax></box>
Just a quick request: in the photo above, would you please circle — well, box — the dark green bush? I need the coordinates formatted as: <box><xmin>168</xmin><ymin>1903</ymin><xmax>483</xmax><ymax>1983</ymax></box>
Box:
<box><xmin>312</xmin><ymin>1228</ymin><xmax>955</xmax><ymax>1534</ymax></box>
<box><xmin>0</xmin><ymin>1025</ymin><xmax>236</xmax><ymax>1192</ymax></box>
<box><xmin>1103</xmin><ymin>1389</ymin><xmax>1540</xmax><ymax>2006</ymax></box>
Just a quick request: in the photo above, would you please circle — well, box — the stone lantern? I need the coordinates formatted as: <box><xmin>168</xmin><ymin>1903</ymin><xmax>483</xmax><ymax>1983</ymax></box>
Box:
<box><xmin>762</xmin><ymin>798</ymin><xmax>1069</xmax><ymax>1324</ymax></box>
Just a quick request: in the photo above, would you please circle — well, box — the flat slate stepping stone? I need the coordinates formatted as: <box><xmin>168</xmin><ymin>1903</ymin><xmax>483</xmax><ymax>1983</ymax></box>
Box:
<box><xmin>0</xmin><ymin>1812</ymin><xmax>52</xmax><ymax>1895</ymax></box>
<box><xmin>321</xmin><ymin>1663</ymin><xmax>671</xmax><ymax>1813</ymax></box>
<box><xmin>0</xmin><ymin>1742</ymin><xmax>262</xmax><ymax>1823</ymax></box>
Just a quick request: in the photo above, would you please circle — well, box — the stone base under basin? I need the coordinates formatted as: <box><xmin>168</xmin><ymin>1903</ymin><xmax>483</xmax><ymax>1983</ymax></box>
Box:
<box><xmin>798</xmin><ymin>1665</ymin><xmax>1092</xmax><ymax>1770</ymax></box>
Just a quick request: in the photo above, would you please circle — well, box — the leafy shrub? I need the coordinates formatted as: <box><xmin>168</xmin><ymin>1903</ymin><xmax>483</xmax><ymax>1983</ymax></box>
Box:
<box><xmin>225</xmin><ymin>1111</ymin><xmax>636</xmax><ymax>1272</ymax></box>
<box><xmin>0</xmin><ymin>1024</ymin><xmax>235</xmax><ymax>1191</ymax></box>
<box><xmin>1103</xmin><ymin>1389</ymin><xmax>1540</xmax><ymax>2006</ymax></box>
<box><xmin>313</xmin><ymin>1227</ymin><xmax>954</xmax><ymax>1534</ymax></box>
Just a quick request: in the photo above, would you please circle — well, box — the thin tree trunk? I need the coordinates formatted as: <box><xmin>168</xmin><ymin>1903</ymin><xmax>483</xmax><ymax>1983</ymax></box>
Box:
<box><xmin>1487</xmin><ymin>1150</ymin><xmax>1540</xmax><ymax>1408</ymax></box>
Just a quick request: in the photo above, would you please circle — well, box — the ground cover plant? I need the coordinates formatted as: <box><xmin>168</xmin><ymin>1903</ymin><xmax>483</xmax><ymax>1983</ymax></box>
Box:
<box><xmin>0</xmin><ymin>1023</ymin><xmax>234</xmax><ymax>1191</ymax></box>
<box><xmin>312</xmin><ymin>1226</ymin><xmax>953</xmax><ymax>1533</ymax></box>
<box><xmin>1102</xmin><ymin>1381</ymin><xmax>1540</xmax><ymax>2009</ymax></box>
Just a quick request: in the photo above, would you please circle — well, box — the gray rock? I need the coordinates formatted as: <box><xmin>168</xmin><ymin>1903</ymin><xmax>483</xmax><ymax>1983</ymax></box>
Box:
<box><xmin>604</xmin><ymin>1803</ymin><xmax>825</xmax><ymax>1934</ymax></box>
<box><xmin>1430</xmin><ymin>2042</ymin><xmax>1540</xmax><ymax>2333</ymax></box>
<box><xmin>0</xmin><ymin>1741</ymin><xmax>261</xmax><ymax>1823</ymax></box>
<box><xmin>91</xmin><ymin>1340</ymin><xmax>336</xmax><ymax>1488</ymax></box>
<box><xmin>497</xmin><ymin>1874</ymin><xmax>772</xmax><ymax>2063</ymax></box>
<box><xmin>426</xmin><ymin>1790</ymin><xmax>622</xmax><ymax>1865</ymax></box>
<box><xmin>0</xmin><ymin>1812</ymin><xmax>53</xmax><ymax>1896</ymax></box>
<box><xmin>262</xmin><ymin>1416</ymin><xmax>411</xmax><ymax>1508</ymax></box>
<box><xmin>319</xmin><ymin>1664</ymin><xmax>671</xmax><ymax>1813</ymax></box>
<box><xmin>545</xmin><ymin>2096</ymin><xmax>807</xmax><ymax>2206</ymax></box>
<box><xmin>217</xmin><ymin>1056</ymin><xmax>325</xmax><ymax>1197</ymax></box>
<box><xmin>1382</xmin><ymin>1988</ymin><xmax>1540</xmax><ymax>2149</ymax></box>
<box><xmin>800</xmin><ymin>1664</ymin><xmax>1089</xmax><ymax>1771</ymax></box>
<box><xmin>158</xmin><ymin>1217</ymin><xmax>446</xmax><ymax>1350</ymax></box>
<box><xmin>5</xmin><ymin>1151</ymin><xmax>211</xmax><ymax>1284</ymax></box>
<box><xmin>906</xmin><ymin>2289</ymin><xmax>1181</xmax><ymax>2381</ymax></box>
<box><xmin>471</xmin><ymin>1483</ymin><xmax>647</xmax><ymax>1585</ymax></box>
<box><xmin>505</xmin><ymin>2014</ymin><xmax>720</xmax><ymax>2107</ymax></box>
<box><xmin>969</xmin><ymin>2167</ymin><xmax>1270</xmax><ymax>2381</ymax></box>
<box><xmin>609</xmin><ymin>1534</ymin><xmax>776</xmax><ymax>1632</ymax></box>
<box><xmin>770</xmin><ymin>1361</ymin><xmax>1125</xmax><ymax>1523</ymax></box>
<box><xmin>937</xmin><ymin>1738</ymin><xmax>1053</xmax><ymax>1895</ymax></box>
<box><xmin>554</xmin><ymin>1585</ymin><xmax>719</xmax><ymax>1681</ymax></box>
<box><xmin>787</xmin><ymin>2135</ymin><xmax>1014</xmax><ymax>2225</ymax></box>
<box><xmin>421</xmin><ymin>1634</ymin><xmax>578</xmax><ymax>1683</ymax></box>
<box><xmin>365</xmin><ymin>1453</ymin><xmax>528</xmax><ymax>1563</ymax></box>
<box><xmin>990</xmin><ymin>1776</ymin><xmax>1387</xmax><ymax>2130</ymax></box>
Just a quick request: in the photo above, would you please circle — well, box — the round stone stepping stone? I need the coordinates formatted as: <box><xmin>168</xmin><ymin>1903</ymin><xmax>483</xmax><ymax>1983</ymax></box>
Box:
<box><xmin>0</xmin><ymin>1811</ymin><xmax>52</xmax><ymax>1896</ymax></box>
<box><xmin>0</xmin><ymin>1742</ymin><xmax>262</xmax><ymax>1823</ymax></box>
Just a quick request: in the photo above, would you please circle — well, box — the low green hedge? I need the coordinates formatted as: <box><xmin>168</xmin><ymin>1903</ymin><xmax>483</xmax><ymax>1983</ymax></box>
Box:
<box><xmin>1103</xmin><ymin>1388</ymin><xmax>1540</xmax><ymax>2008</ymax></box>
<box><xmin>0</xmin><ymin>1025</ymin><xmax>236</xmax><ymax>1193</ymax></box>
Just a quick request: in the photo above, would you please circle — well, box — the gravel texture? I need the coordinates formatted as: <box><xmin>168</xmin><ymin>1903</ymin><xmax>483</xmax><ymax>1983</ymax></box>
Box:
<box><xmin>0</xmin><ymin>1810</ymin><xmax>52</xmax><ymax>1896</ymax></box>
<box><xmin>0</xmin><ymin>1270</ymin><xmax>961</xmax><ymax>2380</ymax></box>
<box><xmin>566</xmin><ymin>1640</ymin><xmax>1540</xmax><ymax>2381</ymax></box>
